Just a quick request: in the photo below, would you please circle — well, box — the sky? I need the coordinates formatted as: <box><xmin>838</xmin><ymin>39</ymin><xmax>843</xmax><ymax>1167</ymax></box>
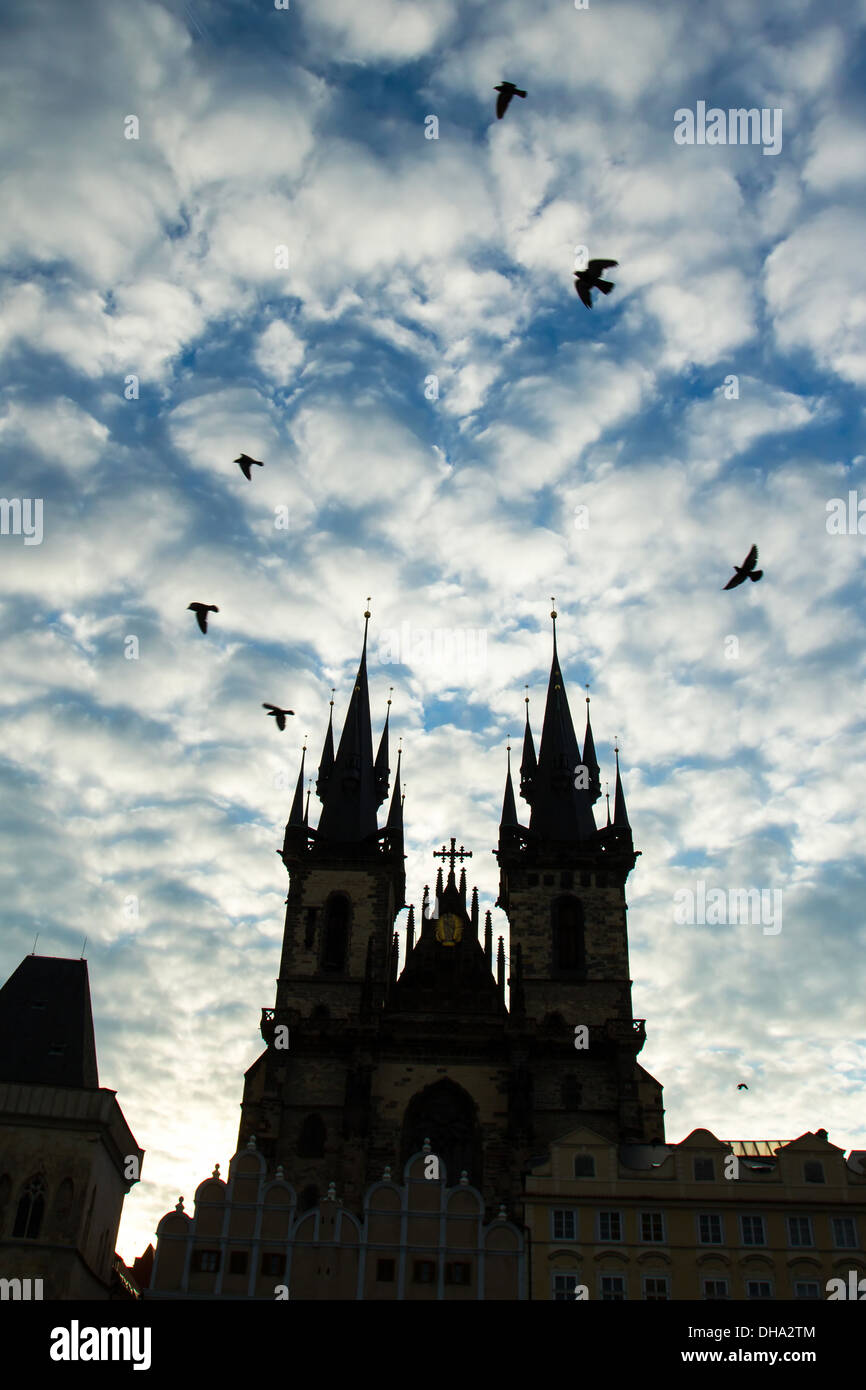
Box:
<box><xmin>1</xmin><ymin>0</ymin><xmax>865</xmax><ymax>1264</ymax></box>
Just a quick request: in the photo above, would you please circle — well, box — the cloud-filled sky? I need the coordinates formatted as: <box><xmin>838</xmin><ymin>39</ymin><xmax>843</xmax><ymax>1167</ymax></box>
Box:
<box><xmin>1</xmin><ymin>0</ymin><xmax>865</xmax><ymax>1263</ymax></box>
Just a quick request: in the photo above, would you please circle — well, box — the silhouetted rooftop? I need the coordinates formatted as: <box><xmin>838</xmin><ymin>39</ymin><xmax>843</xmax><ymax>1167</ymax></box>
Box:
<box><xmin>0</xmin><ymin>955</ymin><xmax>98</xmax><ymax>1088</ymax></box>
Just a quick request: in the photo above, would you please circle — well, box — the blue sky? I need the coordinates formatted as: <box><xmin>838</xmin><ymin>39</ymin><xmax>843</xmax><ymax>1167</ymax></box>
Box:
<box><xmin>1</xmin><ymin>0</ymin><xmax>865</xmax><ymax>1262</ymax></box>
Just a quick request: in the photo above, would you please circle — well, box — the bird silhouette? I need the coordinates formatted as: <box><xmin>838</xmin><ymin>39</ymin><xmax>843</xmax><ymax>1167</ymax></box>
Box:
<box><xmin>235</xmin><ymin>453</ymin><xmax>264</xmax><ymax>480</ymax></box>
<box><xmin>574</xmin><ymin>259</ymin><xmax>619</xmax><ymax>308</ymax></box>
<box><xmin>737</xmin><ymin>1083</ymin><xmax>749</xmax><ymax>1091</ymax></box>
<box><xmin>188</xmin><ymin>603</ymin><xmax>219</xmax><ymax>634</ymax></box>
<box><xmin>723</xmin><ymin>544</ymin><xmax>763</xmax><ymax>590</ymax></box>
<box><xmin>495</xmin><ymin>82</ymin><xmax>527</xmax><ymax>119</ymax></box>
<box><xmin>262</xmin><ymin>703</ymin><xmax>295</xmax><ymax>731</ymax></box>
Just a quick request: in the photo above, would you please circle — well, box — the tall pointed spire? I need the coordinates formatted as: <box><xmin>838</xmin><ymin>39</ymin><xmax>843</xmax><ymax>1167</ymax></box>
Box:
<box><xmin>484</xmin><ymin>910</ymin><xmax>493</xmax><ymax>967</ymax></box>
<box><xmin>386</xmin><ymin>745</ymin><xmax>403</xmax><ymax>831</ymax></box>
<box><xmin>519</xmin><ymin>687</ymin><xmax>537</xmax><ymax>803</ymax></box>
<box><xmin>316</xmin><ymin>689</ymin><xmax>336</xmax><ymax>799</ymax></box>
<box><xmin>500</xmin><ymin>743</ymin><xmax>518</xmax><ymax>827</ymax></box>
<box><xmin>582</xmin><ymin>688</ymin><xmax>601</xmax><ymax>805</ymax></box>
<box><xmin>613</xmin><ymin>741</ymin><xmax>630</xmax><ymax>828</ymax></box>
<box><xmin>288</xmin><ymin>744</ymin><xmax>307</xmax><ymax>827</ymax></box>
<box><xmin>374</xmin><ymin>689</ymin><xmax>392</xmax><ymax>809</ymax></box>
<box><xmin>316</xmin><ymin>604</ymin><xmax>379</xmax><ymax>842</ymax></box>
<box><xmin>529</xmin><ymin>602</ymin><xmax>596</xmax><ymax>840</ymax></box>
<box><xmin>406</xmin><ymin>903</ymin><xmax>415</xmax><ymax>954</ymax></box>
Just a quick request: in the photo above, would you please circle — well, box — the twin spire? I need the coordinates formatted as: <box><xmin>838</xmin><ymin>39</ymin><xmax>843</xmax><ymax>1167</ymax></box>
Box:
<box><xmin>290</xmin><ymin>605</ymin><xmax>401</xmax><ymax>846</ymax></box>
<box><xmin>286</xmin><ymin>603</ymin><xmax>630</xmax><ymax>848</ymax></box>
<box><xmin>503</xmin><ymin>604</ymin><xmax>629</xmax><ymax>840</ymax></box>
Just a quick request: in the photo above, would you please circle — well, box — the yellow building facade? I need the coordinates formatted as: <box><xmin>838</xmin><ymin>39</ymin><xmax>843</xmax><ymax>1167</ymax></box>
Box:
<box><xmin>525</xmin><ymin>1125</ymin><xmax>866</xmax><ymax>1300</ymax></box>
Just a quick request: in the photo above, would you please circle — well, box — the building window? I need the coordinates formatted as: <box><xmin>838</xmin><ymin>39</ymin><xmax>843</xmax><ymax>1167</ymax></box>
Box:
<box><xmin>552</xmin><ymin>897</ymin><xmax>585</xmax><ymax>972</ymax></box>
<box><xmin>413</xmin><ymin>1260</ymin><xmax>436</xmax><ymax>1284</ymax></box>
<box><xmin>596</xmin><ymin>873</ymin><xmax>608</xmax><ymax>888</ymax></box>
<box><xmin>741</xmin><ymin>1214</ymin><xmax>767</xmax><ymax>1246</ymax></box>
<box><xmin>787</xmin><ymin>1216</ymin><xmax>813</xmax><ymax>1247</ymax></box>
<box><xmin>560</xmin><ymin>871</ymin><xmax>573</xmax><ymax>888</ymax></box>
<box><xmin>299</xmin><ymin>1185</ymin><xmax>319</xmax><ymax>1211</ymax></box>
<box><xmin>746</xmin><ymin>1280</ymin><xmax>773</xmax><ymax>1299</ymax></box>
<box><xmin>573</xmin><ymin>1155</ymin><xmax>595</xmax><ymax>1178</ymax></box>
<box><xmin>261</xmin><ymin>1253</ymin><xmax>283</xmax><ymax>1275</ymax></box>
<box><xmin>831</xmin><ymin>1217</ymin><xmax>857</xmax><ymax>1249</ymax></box>
<box><xmin>445</xmin><ymin>1262</ymin><xmax>471</xmax><ymax>1285</ymax></box>
<box><xmin>552</xmin><ymin>1210</ymin><xmax>577</xmax><ymax>1240</ymax></box>
<box><xmin>376</xmin><ymin>1258</ymin><xmax>396</xmax><ymax>1282</ymax></box>
<box><xmin>193</xmin><ymin>1250</ymin><xmax>220</xmax><ymax>1273</ymax></box>
<box><xmin>297</xmin><ymin>1114</ymin><xmax>326</xmax><ymax>1158</ymax></box>
<box><xmin>600</xmin><ymin>1274</ymin><xmax>626</xmax><ymax>1301</ymax></box>
<box><xmin>640</xmin><ymin>1211</ymin><xmax>665</xmax><ymax>1243</ymax></box>
<box><xmin>694</xmin><ymin>1157</ymin><xmax>715</xmax><ymax>1181</ymax></box>
<box><xmin>803</xmin><ymin>1161</ymin><xmax>824</xmax><ymax>1184</ymax></box>
<box><xmin>698</xmin><ymin>1213</ymin><xmax>724</xmax><ymax>1245</ymax></box>
<box><xmin>229</xmin><ymin>1251</ymin><xmax>248</xmax><ymax>1275</ymax></box>
<box><xmin>543</xmin><ymin>873</ymin><xmax>555</xmax><ymax>885</ymax></box>
<box><xmin>12</xmin><ymin>1175</ymin><xmax>46</xmax><ymax>1239</ymax></box>
<box><xmin>703</xmin><ymin>1279</ymin><xmax>729</xmax><ymax>1299</ymax></box>
<box><xmin>580</xmin><ymin>873</ymin><xmax>591</xmax><ymax>888</ymax></box>
<box><xmin>643</xmin><ymin>1276</ymin><xmax>669</xmax><ymax>1300</ymax></box>
<box><xmin>794</xmin><ymin>1281</ymin><xmax>820</xmax><ymax>1299</ymax></box>
<box><xmin>598</xmin><ymin>1211</ymin><xmax>622</xmax><ymax>1242</ymax></box>
<box><xmin>321</xmin><ymin>894</ymin><xmax>350</xmax><ymax>973</ymax></box>
<box><xmin>553</xmin><ymin>1273</ymin><xmax>579</xmax><ymax>1301</ymax></box>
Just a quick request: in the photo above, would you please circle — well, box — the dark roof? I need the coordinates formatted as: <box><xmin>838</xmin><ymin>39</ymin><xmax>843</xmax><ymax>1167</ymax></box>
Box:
<box><xmin>0</xmin><ymin>955</ymin><xmax>99</xmax><ymax>1088</ymax></box>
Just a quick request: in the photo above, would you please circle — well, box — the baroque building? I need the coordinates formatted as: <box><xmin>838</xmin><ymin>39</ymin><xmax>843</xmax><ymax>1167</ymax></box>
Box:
<box><xmin>0</xmin><ymin>955</ymin><xmax>143</xmax><ymax>1299</ymax></box>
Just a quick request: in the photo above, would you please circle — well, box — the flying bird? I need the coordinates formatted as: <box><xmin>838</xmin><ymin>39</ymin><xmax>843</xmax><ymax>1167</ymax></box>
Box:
<box><xmin>495</xmin><ymin>82</ymin><xmax>527</xmax><ymax>119</ymax></box>
<box><xmin>574</xmin><ymin>259</ymin><xmax>619</xmax><ymax>309</ymax></box>
<box><xmin>737</xmin><ymin>1083</ymin><xmax>749</xmax><ymax>1091</ymax></box>
<box><xmin>188</xmin><ymin>603</ymin><xmax>219</xmax><ymax>634</ymax></box>
<box><xmin>262</xmin><ymin>703</ymin><xmax>295</xmax><ymax>731</ymax></box>
<box><xmin>235</xmin><ymin>453</ymin><xmax>264</xmax><ymax>480</ymax></box>
<box><xmin>723</xmin><ymin>544</ymin><xmax>763</xmax><ymax>590</ymax></box>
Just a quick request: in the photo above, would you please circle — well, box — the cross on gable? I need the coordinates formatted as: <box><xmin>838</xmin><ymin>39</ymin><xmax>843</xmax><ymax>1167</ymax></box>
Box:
<box><xmin>432</xmin><ymin>837</ymin><xmax>473</xmax><ymax>875</ymax></box>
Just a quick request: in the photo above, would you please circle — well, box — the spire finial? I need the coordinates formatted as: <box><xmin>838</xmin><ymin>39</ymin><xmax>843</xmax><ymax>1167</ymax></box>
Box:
<box><xmin>550</xmin><ymin>596</ymin><xmax>557</xmax><ymax>620</ymax></box>
<box><xmin>585</xmin><ymin>682</ymin><xmax>590</xmax><ymax>706</ymax></box>
<box><xmin>388</xmin><ymin>686</ymin><xmax>393</xmax><ymax>707</ymax></box>
<box><xmin>330</xmin><ymin>687</ymin><xmax>335</xmax><ymax>708</ymax></box>
<box><xmin>524</xmin><ymin>684</ymin><xmax>529</xmax><ymax>709</ymax></box>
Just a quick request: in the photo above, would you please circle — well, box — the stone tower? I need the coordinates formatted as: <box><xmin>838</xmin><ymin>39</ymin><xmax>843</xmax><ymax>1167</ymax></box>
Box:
<box><xmin>237</xmin><ymin>606</ymin><xmax>663</xmax><ymax>1218</ymax></box>
<box><xmin>495</xmin><ymin>604</ymin><xmax>664</xmax><ymax>1147</ymax></box>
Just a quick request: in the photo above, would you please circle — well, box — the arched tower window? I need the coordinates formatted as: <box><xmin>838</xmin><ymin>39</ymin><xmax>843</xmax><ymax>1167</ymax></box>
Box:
<box><xmin>321</xmin><ymin>894</ymin><xmax>350</xmax><ymax>973</ymax></box>
<box><xmin>552</xmin><ymin>896</ymin><xmax>586</xmax><ymax>972</ymax></box>
<box><xmin>12</xmin><ymin>1174</ymin><xmax>46</xmax><ymax>1239</ymax></box>
<box><xmin>401</xmin><ymin>1079</ymin><xmax>481</xmax><ymax>1187</ymax></box>
<box><xmin>299</xmin><ymin>1184</ymin><xmax>319</xmax><ymax>1211</ymax></box>
<box><xmin>297</xmin><ymin>1113</ymin><xmax>326</xmax><ymax>1158</ymax></box>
